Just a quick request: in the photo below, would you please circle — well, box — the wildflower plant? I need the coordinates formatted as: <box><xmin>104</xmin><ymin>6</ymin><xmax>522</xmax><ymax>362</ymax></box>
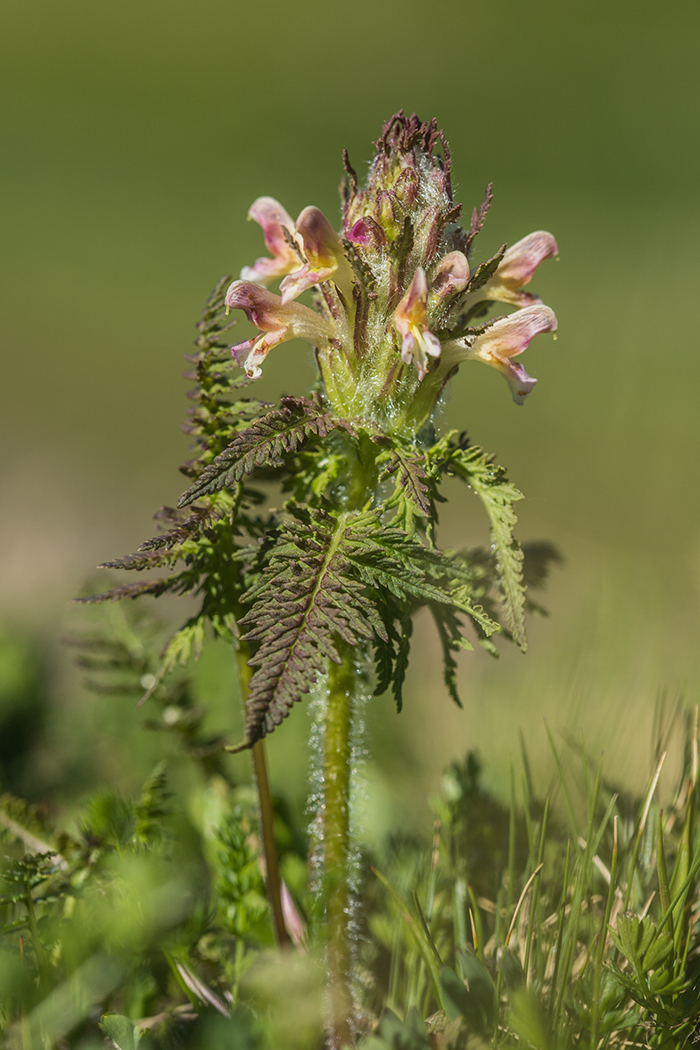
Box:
<box><xmin>79</xmin><ymin>112</ymin><xmax>559</xmax><ymax>1047</ymax></box>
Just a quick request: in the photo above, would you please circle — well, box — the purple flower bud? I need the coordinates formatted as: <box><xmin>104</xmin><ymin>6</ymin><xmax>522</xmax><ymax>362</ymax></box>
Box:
<box><xmin>347</xmin><ymin>217</ymin><xmax>386</xmax><ymax>250</ymax></box>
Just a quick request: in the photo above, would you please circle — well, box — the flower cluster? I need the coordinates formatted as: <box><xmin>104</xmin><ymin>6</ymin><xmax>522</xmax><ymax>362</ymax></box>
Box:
<box><xmin>226</xmin><ymin>114</ymin><xmax>557</xmax><ymax>435</ymax></box>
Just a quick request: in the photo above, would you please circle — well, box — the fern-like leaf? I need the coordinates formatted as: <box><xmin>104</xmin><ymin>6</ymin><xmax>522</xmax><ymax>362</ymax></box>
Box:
<box><xmin>178</xmin><ymin>396</ymin><xmax>342</xmax><ymax>507</ymax></box>
<box><xmin>73</xmin><ymin>575</ymin><xmax>194</xmax><ymax>604</ymax></box>
<box><xmin>232</xmin><ymin>509</ymin><xmax>376</xmax><ymax>750</ymax></box>
<box><xmin>464</xmin><ymin>182</ymin><xmax>494</xmax><ymax>257</ymax></box>
<box><xmin>431</xmin><ymin>435</ymin><xmax>527</xmax><ymax>650</ymax></box>
<box><xmin>376</xmin><ymin>441</ymin><xmax>431</xmax><ymax>520</ymax></box>
<box><xmin>233</xmin><ymin>506</ymin><xmax>501</xmax><ymax>749</ymax></box>
<box><xmin>466</xmin><ymin>245</ymin><xmax>506</xmax><ymax>296</ymax></box>
<box><xmin>138</xmin><ymin>505</ymin><xmax>218</xmax><ymax>552</ymax></box>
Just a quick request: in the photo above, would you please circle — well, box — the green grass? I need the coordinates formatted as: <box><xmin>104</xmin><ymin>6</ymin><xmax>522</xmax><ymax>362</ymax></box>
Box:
<box><xmin>1</xmin><ymin>616</ymin><xmax>700</xmax><ymax>1049</ymax></box>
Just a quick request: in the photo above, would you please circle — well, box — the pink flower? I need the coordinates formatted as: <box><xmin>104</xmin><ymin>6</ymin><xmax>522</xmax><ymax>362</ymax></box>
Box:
<box><xmin>225</xmin><ymin>281</ymin><xmax>333</xmax><ymax>379</ymax></box>
<box><xmin>279</xmin><ymin>207</ymin><xmax>354</xmax><ymax>305</ymax></box>
<box><xmin>479</xmin><ymin>232</ymin><xmax>559</xmax><ymax>308</ymax></box>
<box><xmin>445</xmin><ymin>305</ymin><xmax>558</xmax><ymax>404</ymax></box>
<box><xmin>393</xmin><ymin>268</ymin><xmax>442</xmax><ymax>380</ymax></box>
<box><xmin>240</xmin><ymin>197</ymin><xmax>301</xmax><ymax>286</ymax></box>
<box><xmin>241</xmin><ymin>199</ymin><xmax>353</xmax><ymax>305</ymax></box>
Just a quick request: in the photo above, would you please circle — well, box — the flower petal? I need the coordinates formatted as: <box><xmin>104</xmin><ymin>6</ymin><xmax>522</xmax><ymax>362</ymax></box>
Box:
<box><xmin>394</xmin><ymin>267</ymin><xmax>429</xmax><ymax>338</ymax></box>
<box><xmin>394</xmin><ymin>268</ymin><xmax>442</xmax><ymax>379</ymax></box>
<box><xmin>225</xmin><ymin>280</ymin><xmax>334</xmax><ymax>377</ymax></box>
<box><xmin>278</xmin><ymin>206</ymin><xmax>354</xmax><ymax>304</ymax></box>
<box><xmin>446</xmin><ymin>304</ymin><xmax>557</xmax><ymax>403</ymax></box>
<box><xmin>470</xmin><ymin>304</ymin><xmax>558</xmax><ymax>362</ymax></box>
<box><xmin>462</xmin><ymin>231</ymin><xmax>558</xmax><ymax>309</ymax></box>
<box><xmin>294</xmin><ymin>206</ymin><xmax>342</xmax><ymax>267</ymax></box>
<box><xmin>497</xmin><ymin>231</ymin><xmax>558</xmax><ymax>287</ymax></box>
<box><xmin>240</xmin><ymin>197</ymin><xmax>300</xmax><ymax>285</ymax></box>
<box><xmin>279</xmin><ymin>264</ymin><xmax>336</xmax><ymax>304</ymax></box>
<box><xmin>488</xmin><ymin>358</ymin><xmax>538</xmax><ymax>405</ymax></box>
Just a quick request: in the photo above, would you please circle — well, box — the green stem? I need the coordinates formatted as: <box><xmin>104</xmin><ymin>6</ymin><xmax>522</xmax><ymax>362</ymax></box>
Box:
<box><xmin>252</xmin><ymin>740</ymin><xmax>291</xmax><ymax>949</ymax></box>
<box><xmin>324</xmin><ymin>644</ymin><xmax>354</xmax><ymax>1050</ymax></box>
<box><xmin>236</xmin><ymin>647</ymin><xmax>290</xmax><ymax>949</ymax></box>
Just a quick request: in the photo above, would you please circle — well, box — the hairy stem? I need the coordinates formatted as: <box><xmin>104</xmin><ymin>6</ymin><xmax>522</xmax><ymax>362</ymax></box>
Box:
<box><xmin>324</xmin><ymin>644</ymin><xmax>354</xmax><ymax>1049</ymax></box>
<box><xmin>236</xmin><ymin>648</ymin><xmax>290</xmax><ymax>948</ymax></box>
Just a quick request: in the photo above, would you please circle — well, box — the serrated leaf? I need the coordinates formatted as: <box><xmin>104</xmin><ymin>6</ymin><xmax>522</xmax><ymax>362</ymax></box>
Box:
<box><xmin>137</xmin><ymin>504</ymin><xmax>218</xmax><ymax>553</ymax></box>
<box><xmin>73</xmin><ymin>573</ymin><xmax>194</xmax><ymax>605</ymax></box>
<box><xmin>178</xmin><ymin>396</ymin><xmax>340</xmax><ymax>506</ymax></box>
<box><xmin>464</xmin><ymin>182</ymin><xmax>493</xmax><ymax>256</ymax></box>
<box><xmin>233</xmin><ymin>509</ymin><xmax>376</xmax><ymax>749</ymax></box>
<box><xmin>234</xmin><ymin>505</ymin><xmax>495</xmax><ymax>748</ymax></box>
<box><xmin>434</xmin><ymin>438</ymin><xmax>527</xmax><ymax>650</ymax></box>
<box><xmin>466</xmin><ymin>244</ymin><xmax>506</xmax><ymax>296</ymax></box>
<box><xmin>377</xmin><ymin>442</ymin><xmax>431</xmax><ymax>519</ymax></box>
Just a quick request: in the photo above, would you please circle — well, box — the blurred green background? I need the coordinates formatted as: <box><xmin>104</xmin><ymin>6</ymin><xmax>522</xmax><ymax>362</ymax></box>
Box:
<box><xmin>1</xmin><ymin>0</ymin><xmax>699</xmax><ymax>833</ymax></box>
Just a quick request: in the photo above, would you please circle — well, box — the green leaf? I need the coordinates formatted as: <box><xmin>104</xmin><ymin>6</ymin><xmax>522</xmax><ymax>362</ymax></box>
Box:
<box><xmin>233</xmin><ymin>508</ymin><xmax>376</xmax><ymax>750</ymax></box>
<box><xmin>466</xmin><ymin>244</ymin><xmax>506</xmax><ymax>296</ymax></box>
<box><xmin>643</xmin><ymin>931</ymin><xmax>673</xmax><ymax>972</ymax></box>
<box><xmin>441</xmin><ymin>954</ymin><xmax>496</xmax><ymax>1035</ymax></box>
<box><xmin>133</xmin><ymin>763</ymin><xmax>171</xmax><ymax>845</ymax></box>
<box><xmin>432</xmin><ymin>436</ymin><xmax>528</xmax><ymax>650</ymax></box>
<box><xmin>375</xmin><ymin>441</ymin><xmax>431</xmax><ymax>525</ymax></box>
<box><xmin>178</xmin><ymin>396</ymin><xmax>341</xmax><ymax>506</ymax></box>
<box><xmin>611</xmin><ymin>913</ymin><xmax>664</xmax><ymax>983</ymax></box>
<box><xmin>234</xmin><ymin>504</ymin><xmax>501</xmax><ymax>747</ymax></box>
<box><xmin>374</xmin><ymin>1007</ymin><xmax>431</xmax><ymax>1050</ymax></box>
<box><xmin>99</xmin><ymin>1013</ymin><xmax>142</xmax><ymax>1050</ymax></box>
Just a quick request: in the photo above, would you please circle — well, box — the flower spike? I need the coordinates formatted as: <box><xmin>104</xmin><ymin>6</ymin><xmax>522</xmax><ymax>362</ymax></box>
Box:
<box><xmin>240</xmin><ymin>197</ymin><xmax>301</xmax><ymax>285</ymax></box>
<box><xmin>445</xmin><ymin>305</ymin><xmax>558</xmax><ymax>404</ymax></box>
<box><xmin>231</xmin><ymin>115</ymin><xmax>557</xmax><ymax>427</ymax></box>
<box><xmin>225</xmin><ymin>280</ymin><xmax>333</xmax><ymax>378</ymax></box>
<box><xmin>393</xmin><ymin>268</ymin><xmax>442</xmax><ymax>380</ymax></box>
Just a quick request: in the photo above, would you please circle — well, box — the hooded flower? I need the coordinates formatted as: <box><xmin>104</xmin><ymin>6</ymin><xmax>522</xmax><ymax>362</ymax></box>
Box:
<box><xmin>475</xmin><ymin>232</ymin><xmax>558</xmax><ymax>308</ymax></box>
<box><xmin>241</xmin><ymin>198</ymin><xmax>354</xmax><ymax>305</ymax></box>
<box><xmin>240</xmin><ymin>197</ymin><xmax>301</xmax><ymax>285</ymax></box>
<box><xmin>393</xmin><ymin>268</ymin><xmax>442</xmax><ymax>380</ymax></box>
<box><xmin>444</xmin><ymin>305</ymin><xmax>558</xmax><ymax>404</ymax></box>
<box><xmin>279</xmin><ymin>207</ymin><xmax>354</xmax><ymax>305</ymax></box>
<box><xmin>226</xmin><ymin>281</ymin><xmax>333</xmax><ymax>379</ymax></box>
